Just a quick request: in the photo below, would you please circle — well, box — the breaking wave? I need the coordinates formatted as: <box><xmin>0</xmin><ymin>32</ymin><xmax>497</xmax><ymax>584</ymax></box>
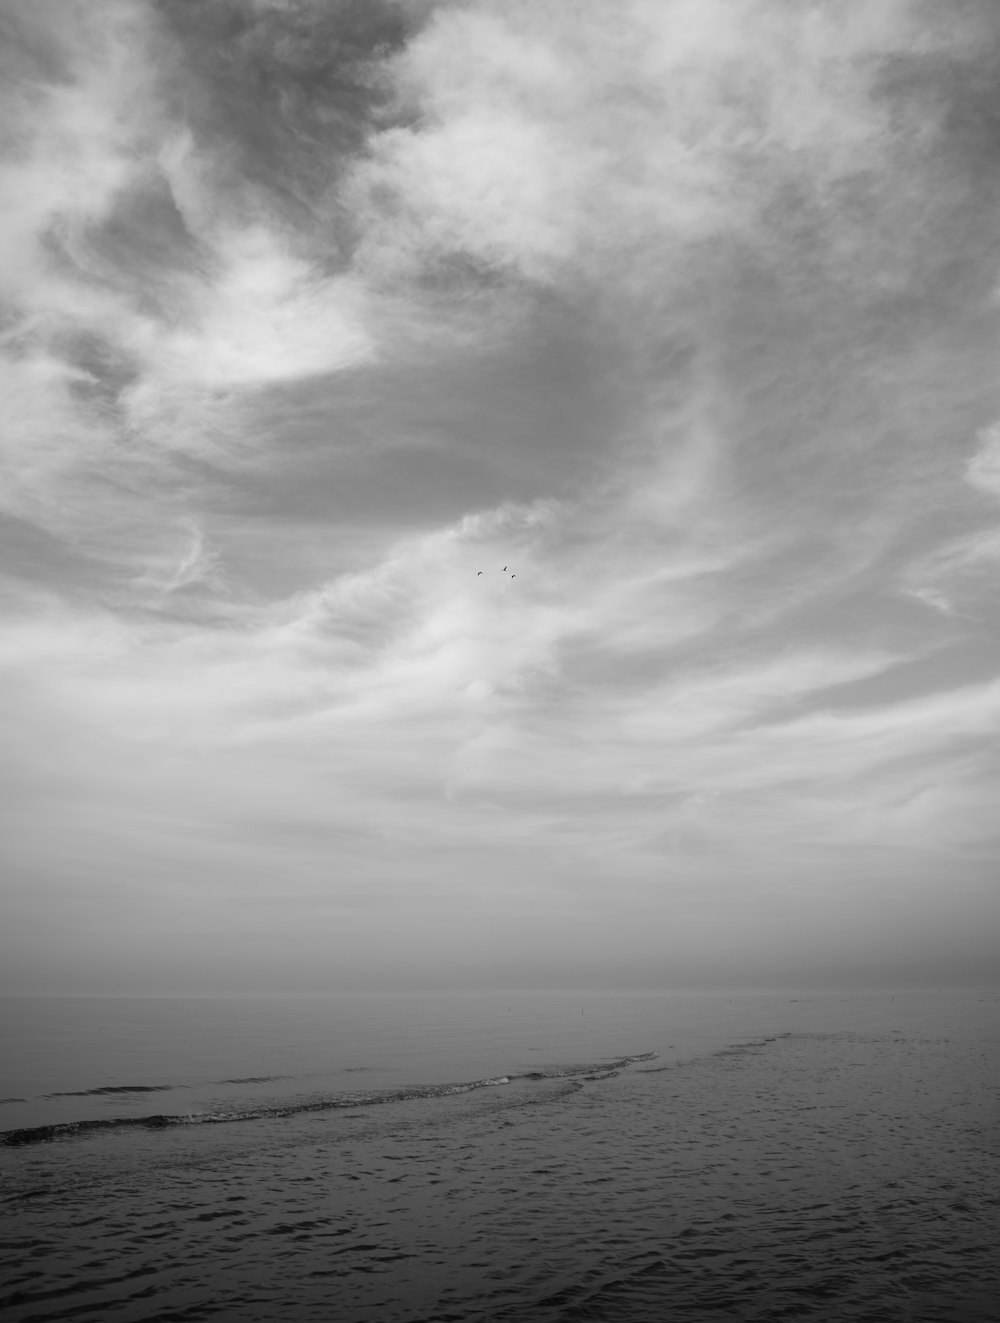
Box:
<box><xmin>44</xmin><ymin>1084</ymin><xmax>182</xmax><ymax>1098</ymax></box>
<box><xmin>1</xmin><ymin>1053</ymin><xmax>657</xmax><ymax>1147</ymax></box>
<box><xmin>215</xmin><ymin>1075</ymin><xmax>292</xmax><ymax>1085</ymax></box>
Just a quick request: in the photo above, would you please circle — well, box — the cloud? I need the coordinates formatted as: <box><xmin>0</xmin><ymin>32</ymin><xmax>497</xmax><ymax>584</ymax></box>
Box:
<box><xmin>966</xmin><ymin>422</ymin><xmax>1000</xmax><ymax>499</ymax></box>
<box><xmin>344</xmin><ymin>0</ymin><xmax>983</xmax><ymax>295</ymax></box>
<box><xmin>0</xmin><ymin>0</ymin><xmax>376</xmax><ymax>561</ymax></box>
<box><xmin>898</xmin><ymin>421</ymin><xmax>1000</xmax><ymax>612</ymax></box>
<box><xmin>901</xmin><ymin>527</ymin><xmax>1000</xmax><ymax>614</ymax></box>
<box><xmin>3</xmin><ymin>0</ymin><xmax>1000</xmax><ymax>992</ymax></box>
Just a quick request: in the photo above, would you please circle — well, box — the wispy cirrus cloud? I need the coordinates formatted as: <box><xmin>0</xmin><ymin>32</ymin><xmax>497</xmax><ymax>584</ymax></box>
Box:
<box><xmin>1</xmin><ymin>0</ymin><xmax>999</xmax><ymax>993</ymax></box>
<box><xmin>0</xmin><ymin>0</ymin><xmax>376</xmax><ymax>560</ymax></box>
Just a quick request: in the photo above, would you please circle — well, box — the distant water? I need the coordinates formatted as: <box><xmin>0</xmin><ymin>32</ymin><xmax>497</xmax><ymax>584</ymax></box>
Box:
<box><xmin>1</xmin><ymin>991</ymin><xmax>997</xmax><ymax>1321</ymax></box>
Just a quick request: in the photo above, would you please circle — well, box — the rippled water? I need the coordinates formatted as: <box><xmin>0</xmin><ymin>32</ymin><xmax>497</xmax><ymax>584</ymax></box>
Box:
<box><xmin>2</xmin><ymin>992</ymin><xmax>998</xmax><ymax>1321</ymax></box>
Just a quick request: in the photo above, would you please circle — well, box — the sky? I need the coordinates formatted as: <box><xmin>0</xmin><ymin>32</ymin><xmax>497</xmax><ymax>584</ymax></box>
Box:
<box><xmin>2</xmin><ymin>0</ymin><xmax>999</xmax><ymax>996</ymax></box>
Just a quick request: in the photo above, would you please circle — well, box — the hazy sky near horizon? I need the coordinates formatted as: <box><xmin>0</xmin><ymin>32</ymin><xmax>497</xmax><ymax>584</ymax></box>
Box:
<box><xmin>2</xmin><ymin>0</ymin><xmax>999</xmax><ymax>995</ymax></box>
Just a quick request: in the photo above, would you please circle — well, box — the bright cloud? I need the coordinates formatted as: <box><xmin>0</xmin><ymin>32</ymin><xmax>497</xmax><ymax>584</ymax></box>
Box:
<box><xmin>967</xmin><ymin>422</ymin><xmax>1000</xmax><ymax>500</ymax></box>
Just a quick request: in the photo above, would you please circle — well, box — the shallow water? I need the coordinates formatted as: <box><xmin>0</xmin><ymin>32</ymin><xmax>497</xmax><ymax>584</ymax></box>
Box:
<box><xmin>1</xmin><ymin>991</ymin><xmax>997</xmax><ymax>1321</ymax></box>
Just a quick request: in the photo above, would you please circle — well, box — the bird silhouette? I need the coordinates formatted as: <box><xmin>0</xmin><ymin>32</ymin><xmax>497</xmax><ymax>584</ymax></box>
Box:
<box><xmin>477</xmin><ymin>571</ymin><xmax>483</xmax><ymax>575</ymax></box>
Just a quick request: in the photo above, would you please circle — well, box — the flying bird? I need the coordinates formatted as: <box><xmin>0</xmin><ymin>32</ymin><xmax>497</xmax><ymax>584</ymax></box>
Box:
<box><xmin>477</xmin><ymin>571</ymin><xmax>483</xmax><ymax>575</ymax></box>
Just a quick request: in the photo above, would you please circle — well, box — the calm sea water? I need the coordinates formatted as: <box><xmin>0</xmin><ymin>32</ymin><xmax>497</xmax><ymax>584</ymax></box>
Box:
<box><xmin>1</xmin><ymin>991</ymin><xmax>997</xmax><ymax>1321</ymax></box>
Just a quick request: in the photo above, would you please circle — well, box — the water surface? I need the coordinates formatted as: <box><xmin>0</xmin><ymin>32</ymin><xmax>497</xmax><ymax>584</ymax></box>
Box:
<box><xmin>2</xmin><ymin>991</ymin><xmax>997</xmax><ymax>1321</ymax></box>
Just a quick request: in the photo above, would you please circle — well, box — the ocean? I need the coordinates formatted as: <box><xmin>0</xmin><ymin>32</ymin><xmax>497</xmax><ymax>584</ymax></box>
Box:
<box><xmin>1</xmin><ymin>990</ymin><xmax>997</xmax><ymax>1322</ymax></box>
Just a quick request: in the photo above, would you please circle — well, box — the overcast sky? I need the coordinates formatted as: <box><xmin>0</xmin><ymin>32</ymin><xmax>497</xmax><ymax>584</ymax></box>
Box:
<box><xmin>2</xmin><ymin>0</ymin><xmax>999</xmax><ymax>996</ymax></box>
